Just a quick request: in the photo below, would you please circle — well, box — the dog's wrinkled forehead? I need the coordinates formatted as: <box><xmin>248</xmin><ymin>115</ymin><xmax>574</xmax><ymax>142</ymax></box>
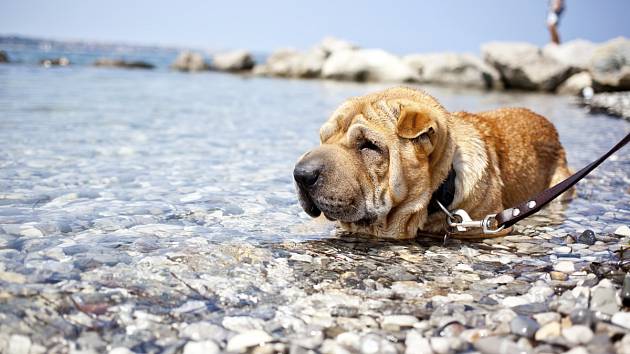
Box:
<box><xmin>319</xmin><ymin>99</ymin><xmax>400</xmax><ymax>143</ymax></box>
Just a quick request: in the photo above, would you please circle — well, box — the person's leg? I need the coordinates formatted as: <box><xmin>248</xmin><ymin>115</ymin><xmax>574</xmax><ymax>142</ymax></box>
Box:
<box><xmin>548</xmin><ymin>23</ymin><xmax>560</xmax><ymax>44</ymax></box>
<box><xmin>547</xmin><ymin>12</ymin><xmax>561</xmax><ymax>44</ymax></box>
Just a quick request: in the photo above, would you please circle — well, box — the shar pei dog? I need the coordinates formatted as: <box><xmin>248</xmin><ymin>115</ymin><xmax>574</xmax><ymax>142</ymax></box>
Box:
<box><xmin>293</xmin><ymin>87</ymin><xmax>573</xmax><ymax>239</ymax></box>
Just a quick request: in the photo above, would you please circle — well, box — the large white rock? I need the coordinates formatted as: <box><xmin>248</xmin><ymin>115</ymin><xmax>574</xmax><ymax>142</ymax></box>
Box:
<box><xmin>404</xmin><ymin>52</ymin><xmax>502</xmax><ymax>89</ymax></box>
<box><xmin>543</xmin><ymin>39</ymin><xmax>598</xmax><ymax>70</ymax></box>
<box><xmin>212</xmin><ymin>50</ymin><xmax>254</xmax><ymax>71</ymax></box>
<box><xmin>171</xmin><ymin>51</ymin><xmax>209</xmax><ymax>72</ymax></box>
<box><xmin>589</xmin><ymin>37</ymin><xmax>630</xmax><ymax>90</ymax></box>
<box><xmin>322</xmin><ymin>49</ymin><xmax>419</xmax><ymax>82</ymax></box>
<box><xmin>316</xmin><ymin>37</ymin><xmax>358</xmax><ymax>56</ymax></box>
<box><xmin>253</xmin><ymin>48</ymin><xmax>325</xmax><ymax>78</ymax></box>
<box><xmin>557</xmin><ymin>72</ymin><xmax>593</xmax><ymax>95</ymax></box>
<box><xmin>482</xmin><ymin>41</ymin><xmax>572</xmax><ymax>91</ymax></box>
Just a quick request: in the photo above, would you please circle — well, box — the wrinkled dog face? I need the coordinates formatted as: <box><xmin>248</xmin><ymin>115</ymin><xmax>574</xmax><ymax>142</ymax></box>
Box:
<box><xmin>294</xmin><ymin>88</ymin><xmax>450</xmax><ymax>239</ymax></box>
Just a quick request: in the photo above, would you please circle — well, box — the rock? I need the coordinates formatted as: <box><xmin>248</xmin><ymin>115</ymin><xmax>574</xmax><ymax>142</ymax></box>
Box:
<box><xmin>534</xmin><ymin>321</ymin><xmax>561</xmax><ymax>341</ymax></box>
<box><xmin>473</xmin><ymin>336</ymin><xmax>531</xmax><ymax>354</ymax></box>
<box><xmin>543</xmin><ymin>39</ymin><xmax>598</xmax><ymax>70</ymax></box>
<box><xmin>615</xmin><ymin>225</ymin><xmax>630</xmax><ymax>237</ymax></box>
<box><xmin>182</xmin><ymin>340</ymin><xmax>220</xmax><ymax>354</ymax></box>
<box><xmin>589</xmin><ymin>37</ymin><xmax>630</xmax><ymax>90</ymax></box>
<box><xmin>253</xmin><ymin>48</ymin><xmax>325</xmax><ymax>78</ymax></box>
<box><xmin>563</xmin><ymin>347</ymin><xmax>590</xmax><ymax>354</ymax></box>
<box><xmin>510</xmin><ymin>316</ymin><xmax>539</xmax><ymax>338</ymax></box>
<box><xmin>381</xmin><ymin>315</ymin><xmax>418</xmax><ymax>331</ymax></box>
<box><xmin>576</xmin><ymin>229</ymin><xmax>597</xmax><ymax>245</ymax></box>
<box><xmin>553</xmin><ymin>260</ymin><xmax>575</xmax><ymax>273</ymax></box>
<box><xmin>404</xmin><ymin>331</ymin><xmax>432</xmax><ymax>354</ymax></box>
<box><xmin>360</xmin><ymin>333</ymin><xmax>397</xmax><ymax>354</ymax></box>
<box><xmin>550</xmin><ymin>271</ymin><xmax>568</xmax><ymax>281</ymax></box>
<box><xmin>580</xmin><ymin>91</ymin><xmax>630</xmax><ymax>119</ymax></box>
<box><xmin>322</xmin><ymin>49</ymin><xmax>419</xmax><ymax>82</ymax></box>
<box><xmin>483</xmin><ymin>274</ymin><xmax>515</xmax><ymax>284</ymax></box>
<box><xmin>109</xmin><ymin>348</ymin><xmax>135</xmax><ymax>354</ymax></box>
<box><xmin>622</xmin><ymin>272</ymin><xmax>630</xmax><ymax>307</ymax></box>
<box><xmin>93</xmin><ymin>58</ymin><xmax>154</xmax><ymax>69</ymax></box>
<box><xmin>429</xmin><ymin>337</ymin><xmax>454</xmax><ymax>354</ymax></box>
<box><xmin>170</xmin><ymin>51</ymin><xmax>209</xmax><ymax>72</ymax></box>
<box><xmin>212</xmin><ymin>50</ymin><xmax>254</xmax><ymax>72</ymax></box>
<box><xmin>482</xmin><ymin>41</ymin><xmax>573</xmax><ymax>91</ymax></box>
<box><xmin>611</xmin><ymin>312</ymin><xmax>630</xmax><ymax>329</ymax></box>
<box><xmin>617</xmin><ymin>334</ymin><xmax>630</xmax><ymax>354</ymax></box>
<box><xmin>557</xmin><ymin>72</ymin><xmax>593</xmax><ymax>95</ymax></box>
<box><xmin>533</xmin><ymin>312</ymin><xmax>560</xmax><ymax>326</ymax></box>
<box><xmin>590</xmin><ymin>286</ymin><xmax>618</xmax><ymax>315</ymax></box>
<box><xmin>0</xmin><ymin>50</ymin><xmax>8</xmax><ymax>63</ymax></box>
<box><xmin>0</xmin><ymin>270</ymin><xmax>26</xmax><ymax>283</ymax></box>
<box><xmin>222</xmin><ymin>316</ymin><xmax>266</xmax><ymax>333</ymax></box>
<box><xmin>40</xmin><ymin>57</ymin><xmax>70</xmax><ymax>67</ymax></box>
<box><xmin>181</xmin><ymin>322</ymin><xmax>230</xmax><ymax>342</ymax></box>
<box><xmin>569</xmin><ymin>308</ymin><xmax>594</xmax><ymax>327</ymax></box>
<box><xmin>7</xmin><ymin>335</ymin><xmax>31</xmax><ymax>354</ymax></box>
<box><xmin>403</xmin><ymin>52</ymin><xmax>501</xmax><ymax>89</ymax></box>
<box><xmin>226</xmin><ymin>330</ymin><xmax>272</xmax><ymax>353</ymax></box>
<box><xmin>317</xmin><ymin>37</ymin><xmax>358</xmax><ymax>56</ymax></box>
<box><xmin>336</xmin><ymin>332</ymin><xmax>361</xmax><ymax>351</ymax></box>
<box><xmin>562</xmin><ymin>325</ymin><xmax>594</xmax><ymax>345</ymax></box>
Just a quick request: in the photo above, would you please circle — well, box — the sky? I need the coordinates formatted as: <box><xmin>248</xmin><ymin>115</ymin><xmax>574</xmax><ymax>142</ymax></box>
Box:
<box><xmin>1</xmin><ymin>0</ymin><xmax>629</xmax><ymax>54</ymax></box>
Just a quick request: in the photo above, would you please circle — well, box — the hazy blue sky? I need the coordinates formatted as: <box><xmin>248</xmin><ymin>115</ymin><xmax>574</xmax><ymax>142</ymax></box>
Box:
<box><xmin>1</xmin><ymin>0</ymin><xmax>629</xmax><ymax>54</ymax></box>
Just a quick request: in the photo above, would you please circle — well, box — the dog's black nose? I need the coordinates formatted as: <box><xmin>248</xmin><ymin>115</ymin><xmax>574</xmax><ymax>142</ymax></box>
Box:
<box><xmin>294</xmin><ymin>157</ymin><xmax>322</xmax><ymax>187</ymax></box>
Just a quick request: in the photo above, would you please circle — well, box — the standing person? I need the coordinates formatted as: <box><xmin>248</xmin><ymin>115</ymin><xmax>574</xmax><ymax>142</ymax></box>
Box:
<box><xmin>547</xmin><ymin>0</ymin><xmax>565</xmax><ymax>44</ymax></box>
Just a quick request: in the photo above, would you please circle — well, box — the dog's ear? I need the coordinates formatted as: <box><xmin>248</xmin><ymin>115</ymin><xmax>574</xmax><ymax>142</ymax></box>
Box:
<box><xmin>394</xmin><ymin>101</ymin><xmax>438</xmax><ymax>154</ymax></box>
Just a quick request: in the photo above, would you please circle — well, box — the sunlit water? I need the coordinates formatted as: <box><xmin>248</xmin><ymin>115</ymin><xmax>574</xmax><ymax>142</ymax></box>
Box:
<box><xmin>0</xmin><ymin>62</ymin><xmax>629</xmax><ymax>352</ymax></box>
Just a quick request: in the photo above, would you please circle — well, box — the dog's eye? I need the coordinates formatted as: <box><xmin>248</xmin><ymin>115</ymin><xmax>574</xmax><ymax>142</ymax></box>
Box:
<box><xmin>359</xmin><ymin>140</ymin><xmax>381</xmax><ymax>153</ymax></box>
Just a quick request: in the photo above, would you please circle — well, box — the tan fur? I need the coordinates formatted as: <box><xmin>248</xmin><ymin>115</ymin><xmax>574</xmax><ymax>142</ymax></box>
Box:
<box><xmin>295</xmin><ymin>87</ymin><xmax>573</xmax><ymax>239</ymax></box>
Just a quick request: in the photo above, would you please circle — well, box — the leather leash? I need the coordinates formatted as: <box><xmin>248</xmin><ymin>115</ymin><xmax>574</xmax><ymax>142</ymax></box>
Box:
<box><xmin>441</xmin><ymin>132</ymin><xmax>629</xmax><ymax>235</ymax></box>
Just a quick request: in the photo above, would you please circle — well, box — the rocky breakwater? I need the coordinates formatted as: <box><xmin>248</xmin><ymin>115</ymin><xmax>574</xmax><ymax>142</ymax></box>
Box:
<box><xmin>169</xmin><ymin>36</ymin><xmax>630</xmax><ymax>118</ymax></box>
<box><xmin>93</xmin><ymin>58</ymin><xmax>155</xmax><ymax>70</ymax></box>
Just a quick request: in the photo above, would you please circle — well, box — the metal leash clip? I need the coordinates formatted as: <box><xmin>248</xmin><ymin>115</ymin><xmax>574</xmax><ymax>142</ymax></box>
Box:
<box><xmin>437</xmin><ymin>201</ymin><xmax>505</xmax><ymax>235</ymax></box>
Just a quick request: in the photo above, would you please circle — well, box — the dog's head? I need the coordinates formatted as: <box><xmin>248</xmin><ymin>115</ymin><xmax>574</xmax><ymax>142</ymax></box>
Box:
<box><xmin>294</xmin><ymin>87</ymin><xmax>454</xmax><ymax>239</ymax></box>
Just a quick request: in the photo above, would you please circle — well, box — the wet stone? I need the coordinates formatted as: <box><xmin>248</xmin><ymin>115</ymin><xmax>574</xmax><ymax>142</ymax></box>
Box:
<box><xmin>510</xmin><ymin>316</ymin><xmax>539</xmax><ymax>338</ymax></box>
<box><xmin>575</xmin><ymin>230</ymin><xmax>597</xmax><ymax>245</ymax></box>
<box><xmin>569</xmin><ymin>308</ymin><xmax>594</xmax><ymax>327</ymax></box>
<box><xmin>562</xmin><ymin>325</ymin><xmax>594</xmax><ymax>345</ymax></box>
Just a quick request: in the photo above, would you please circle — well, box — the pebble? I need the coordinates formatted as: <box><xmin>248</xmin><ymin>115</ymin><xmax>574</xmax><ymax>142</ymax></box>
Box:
<box><xmin>430</xmin><ymin>337</ymin><xmax>454</xmax><ymax>354</ymax></box>
<box><xmin>554</xmin><ymin>260</ymin><xmax>576</xmax><ymax>273</ymax></box>
<box><xmin>222</xmin><ymin>316</ymin><xmax>266</xmax><ymax>333</ymax></box>
<box><xmin>404</xmin><ymin>331</ymin><xmax>432</xmax><ymax>354</ymax></box>
<box><xmin>562</xmin><ymin>325</ymin><xmax>594</xmax><ymax>345</ymax></box>
<box><xmin>473</xmin><ymin>336</ymin><xmax>531</xmax><ymax>354</ymax></box>
<box><xmin>8</xmin><ymin>335</ymin><xmax>31</xmax><ymax>354</ymax></box>
<box><xmin>614</xmin><ymin>225</ymin><xmax>630</xmax><ymax>237</ymax></box>
<box><xmin>381</xmin><ymin>315</ymin><xmax>419</xmax><ymax>331</ymax></box>
<box><xmin>510</xmin><ymin>316</ymin><xmax>539</xmax><ymax>338</ymax></box>
<box><xmin>484</xmin><ymin>274</ymin><xmax>515</xmax><ymax>284</ymax></box>
<box><xmin>534</xmin><ymin>321</ymin><xmax>561</xmax><ymax>341</ymax></box>
<box><xmin>623</xmin><ymin>273</ymin><xmax>630</xmax><ymax>307</ymax></box>
<box><xmin>590</xmin><ymin>286</ymin><xmax>618</xmax><ymax>315</ymax></box>
<box><xmin>611</xmin><ymin>312</ymin><xmax>630</xmax><ymax>330</ymax></box>
<box><xmin>569</xmin><ymin>308</ymin><xmax>594</xmax><ymax>327</ymax></box>
<box><xmin>226</xmin><ymin>330</ymin><xmax>273</xmax><ymax>353</ymax></box>
<box><xmin>109</xmin><ymin>348</ymin><xmax>135</xmax><ymax>354</ymax></box>
<box><xmin>575</xmin><ymin>230</ymin><xmax>596</xmax><ymax>245</ymax></box>
<box><xmin>533</xmin><ymin>312</ymin><xmax>560</xmax><ymax>325</ymax></box>
<box><xmin>549</xmin><ymin>271</ymin><xmax>568</xmax><ymax>281</ymax></box>
<box><xmin>182</xmin><ymin>340</ymin><xmax>220</xmax><ymax>354</ymax></box>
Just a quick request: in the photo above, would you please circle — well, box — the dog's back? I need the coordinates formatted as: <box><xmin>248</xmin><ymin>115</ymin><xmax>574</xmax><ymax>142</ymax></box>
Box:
<box><xmin>455</xmin><ymin>108</ymin><xmax>573</xmax><ymax>208</ymax></box>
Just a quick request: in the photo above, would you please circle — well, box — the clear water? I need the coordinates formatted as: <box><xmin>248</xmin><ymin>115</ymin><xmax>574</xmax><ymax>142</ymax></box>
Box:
<box><xmin>0</xmin><ymin>58</ymin><xmax>629</xmax><ymax>352</ymax></box>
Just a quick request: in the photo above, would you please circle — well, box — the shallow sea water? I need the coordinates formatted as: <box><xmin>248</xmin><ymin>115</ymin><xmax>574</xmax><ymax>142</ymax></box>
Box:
<box><xmin>0</xmin><ymin>65</ymin><xmax>629</xmax><ymax>353</ymax></box>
